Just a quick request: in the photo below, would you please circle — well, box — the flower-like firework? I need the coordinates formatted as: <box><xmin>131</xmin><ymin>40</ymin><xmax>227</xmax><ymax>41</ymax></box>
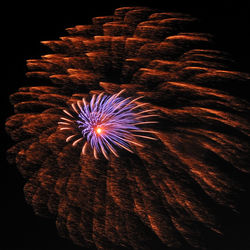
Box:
<box><xmin>59</xmin><ymin>90</ymin><xmax>157</xmax><ymax>160</ymax></box>
<box><xmin>5</xmin><ymin>6</ymin><xmax>250</xmax><ymax>250</ymax></box>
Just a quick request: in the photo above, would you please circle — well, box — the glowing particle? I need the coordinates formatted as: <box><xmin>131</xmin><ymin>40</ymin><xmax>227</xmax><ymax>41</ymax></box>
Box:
<box><xmin>96</xmin><ymin>128</ymin><xmax>102</xmax><ymax>134</ymax></box>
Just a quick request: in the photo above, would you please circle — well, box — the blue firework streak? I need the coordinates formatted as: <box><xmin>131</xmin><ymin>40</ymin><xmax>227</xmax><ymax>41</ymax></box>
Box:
<box><xmin>59</xmin><ymin>90</ymin><xmax>158</xmax><ymax>160</ymax></box>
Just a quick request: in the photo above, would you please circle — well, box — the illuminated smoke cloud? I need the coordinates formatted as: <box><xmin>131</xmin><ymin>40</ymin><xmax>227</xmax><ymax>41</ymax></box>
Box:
<box><xmin>5</xmin><ymin>6</ymin><xmax>250</xmax><ymax>250</ymax></box>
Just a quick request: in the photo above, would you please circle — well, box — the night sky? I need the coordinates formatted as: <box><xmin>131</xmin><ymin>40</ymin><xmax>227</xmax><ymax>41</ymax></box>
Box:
<box><xmin>2</xmin><ymin>1</ymin><xmax>250</xmax><ymax>249</ymax></box>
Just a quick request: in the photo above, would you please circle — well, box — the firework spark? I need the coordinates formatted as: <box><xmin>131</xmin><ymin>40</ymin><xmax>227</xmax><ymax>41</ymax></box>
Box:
<box><xmin>59</xmin><ymin>90</ymin><xmax>158</xmax><ymax>160</ymax></box>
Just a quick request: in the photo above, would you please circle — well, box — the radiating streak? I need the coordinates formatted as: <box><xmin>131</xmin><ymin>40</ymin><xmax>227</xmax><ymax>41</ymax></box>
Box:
<box><xmin>115</xmin><ymin>89</ymin><xmax>126</xmax><ymax>98</ymax></box>
<box><xmin>90</xmin><ymin>94</ymin><xmax>96</xmax><ymax>111</ymax></box>
<box><xmin>58</xmin><ymin>122</ymin><xmax>71</xmax><ymax>125</ymax></box>
<box><xmin>100</xmin><ymin>143</ymin><xmax>109</xmax><ymax>160</ymax></box>
<box><xmin>77</xmin><ymin>101</ymin><xmax>84</xmax><ymax>113</ymax></box>
<box><xmin>81</xmin><ymin>142</ymin><xmax>88</xmax><ymax>155</ymax></box>
<box><xmin>106</xmin><ymin>91</ymin><xmax>120</xmax><ymax>106</ymax></box>
<box><xmin>129</xmin><ymin>102</ymin><xmax>148</xmax><ymax>111</ymax></box>
<box><xmin>82</xmin><ymin>98</ymin><xmax>87</xmax><ymax>109</ymax></box>
<box><xmin>71</xmin><ymin>103</ymin><xmax>79</xmax><ymax>114</ymax></box>
<box><xmin>60</xmin><ymin>117</ymin><xmax>74</xmax><ymax>123</ymax></box>
<box><xmin>114</xmin><ymin>140</ymin><xmax>134</xmax><ymax>153</ymax></box>
<box><xmin>106</xmin><ymin>89</ymin><xmax>125</xmax><ymax>106</ymax></box>
<box><xmin>116</xmin><ymin>96</ymin><xmax>144</xmax><ymax>114</ymax></box>
<box><xmin>63</xmin><ymin>109</ymin><xmax>74</xmax><ymax>118</ymax></box>
<box><xmin>60</xmin><ymin>127</ymin><xmax>71</xmax><ymax>130</ymax></box>
<box><xmin>93</xmin><ymin>147</ymin><xmax>98</xmax><ymax>159</ymax></box>
<box><xmin>102</xmin><ymin>137</ymin><xmax>119</xmax><ymax>157</ymax></box>
<box><xmin>122</xmin><ymin>138</ymin><xmax>144</xmax><ymax>147</ymax></box>
<box><xmin>136</xmin><ymin>109</ymin><xmax>157</xmax><ymax>115</ymax></box>
<box><xmin>136</xmin><ymin>114</ymin><xmax>159</xmax><ymax>119</ymax></box>
<box><xmin>127</xmin><ymin>95</ymin><xmax>144</xmax><ymax>105</ymax></box>
<box><xmin>72</xmin><ymin>137</ymin><xmax>83</xmax><ymax>146</ymax></box>
<box><xmin>131</xmin><ymin>129</ymin><xmax>159</xmax><ymax>134</ymax></box>
<box><xmin>134</xmin><ymin>134</ymin><xmax>157</xmax><ymax>140</ymax></box>
<box><xmin>106</xmin><ymin>132</ymin><xmax>134</xmax><ymax>152</ymax></box>
<box><xmin>66</xmin><ymin>134</ymin><xmax>78</xmax><ymax>142</ymax></box>
<box><xmin>112</xmin><ymin>96</ymin><xmax>132</xmax><ymax>112</ymax></box>
<box><xmin>134</xmin><ymin>121</ymin><xmax>159</xmax><ymax>125</ymax></box>
<box><xmin>95</xmin><ymin>92</ymin><xmax>104</xmax><ymax>107</ymax></box>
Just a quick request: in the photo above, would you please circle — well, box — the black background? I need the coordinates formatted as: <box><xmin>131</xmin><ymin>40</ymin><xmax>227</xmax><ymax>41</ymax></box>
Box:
<box><xmin>2</xmin><ymin>1</ymin><xmax>250</xmax><ymax>249</ymax></box>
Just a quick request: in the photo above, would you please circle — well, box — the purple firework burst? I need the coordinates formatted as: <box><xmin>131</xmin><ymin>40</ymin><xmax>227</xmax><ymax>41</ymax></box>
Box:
<box><xmin>58</xmin><ymin>90</ymin><xmax>158</xmax><ymax>160</ymax></box>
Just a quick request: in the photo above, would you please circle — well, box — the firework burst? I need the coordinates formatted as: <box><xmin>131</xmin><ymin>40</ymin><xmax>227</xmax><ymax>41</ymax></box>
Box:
<box><xmin>58</xmin><ymin>89</ymin><xmax>158</xmax><ymax>160</ymax></box>
<box><xmin>5</xmin><ymin>6</ymin><xmax>250</xmax><ymax>250</ymax></box>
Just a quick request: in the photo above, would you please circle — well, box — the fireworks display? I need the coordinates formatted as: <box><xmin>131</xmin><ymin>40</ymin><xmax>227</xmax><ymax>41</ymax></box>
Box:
<box><xmin>59</xmin><ymin>90</ymin><xmax>157</xmax><ymax>160</ymax></box>
<box><xmin>5</xmin><ymin>6</ymin><xmax>250</xmax><ymax>250</ymax></box>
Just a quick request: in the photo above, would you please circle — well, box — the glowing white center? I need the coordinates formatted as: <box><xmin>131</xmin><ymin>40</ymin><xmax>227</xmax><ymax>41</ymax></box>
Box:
<box><xmin>96</xmin><ymin>128</ymin><xmax>102</xmax><ymax>134</ymax></box>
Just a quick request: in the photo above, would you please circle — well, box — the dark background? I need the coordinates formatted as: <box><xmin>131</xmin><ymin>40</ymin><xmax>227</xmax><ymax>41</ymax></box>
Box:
<box><xmin>2</xmin><ymin>1</ymin><xmax>250</xmax><ymax>249</ymax></box>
